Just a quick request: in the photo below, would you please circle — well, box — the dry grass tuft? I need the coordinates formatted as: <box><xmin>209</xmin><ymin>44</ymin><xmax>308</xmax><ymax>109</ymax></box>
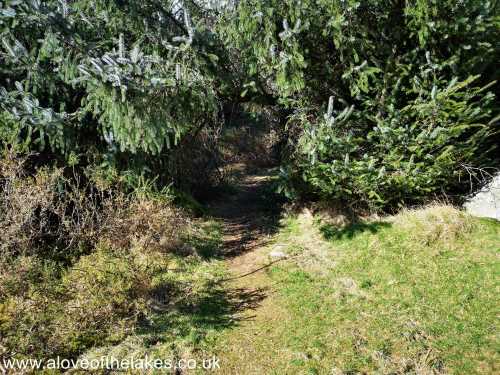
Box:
<box><xmin>392</xmin><ymin>204</ymin><xmax>476</xmax><ymax>245</ymax></box>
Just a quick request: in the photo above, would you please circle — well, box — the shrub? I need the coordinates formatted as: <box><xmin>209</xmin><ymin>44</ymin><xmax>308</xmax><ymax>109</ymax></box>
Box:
<box><xmin>292</xmin><ymin>75</ymin><xmax>497</xmax><ymax>209</ymax></box>
<box><xmin>0</xmin><ymin>150</ymin><xmax>197</xmax><ymax>360</ymax></box>
<box><xmin>101</xmin><ymin>196</ymin><xmax>190</xmax><ymax>254</ymax></box>
<box><xmin>50</xmin><ymin>247</ymin><xmax>152</xmax><ymax>357</ymax></box>
<box><xmin>0</xmin><ymin>150</ymin><xmax>105</xmax><ymax>262</ymax></box>
<box><xmin>0</xmin><ymin>256</ymin><xmax>64</xmax><ymax>358</ymax></box>
<box><xmin>226</xmin><ymin>0</ymin><xmax>499</xmax><ymax>209</ymax></box>
<box><xmin>0</xmin><ymin>247</ymin><xmax>156</xmax><ymax>359</ymax></box>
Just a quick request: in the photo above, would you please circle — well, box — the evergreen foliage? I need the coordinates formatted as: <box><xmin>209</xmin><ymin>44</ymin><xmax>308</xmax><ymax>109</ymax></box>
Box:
<box><xmin>0</xmin><ymin>1</ymin><xmax>499</xmax><ymax>367</ymax></box>
<box><xmin>0</xmin><ymin>0</ymin><xmax>226</xmax><ymax>189</ymax></box>
<box><xmin>1</xmin><ymin>0</ymin><xmax>499</xmax><ymax>206</ymax></box>
<box><xmin>225</xmin><ymin>0</ymin><xmax>499</xmax><ymax>209</ymax></box>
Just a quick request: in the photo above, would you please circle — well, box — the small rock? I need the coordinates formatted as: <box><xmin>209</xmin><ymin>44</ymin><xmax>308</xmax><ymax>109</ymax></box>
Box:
<box><xmin>338</xmin><ymin>277</ymin><xmax>356</xmax><ymax>289</ymax></box>
<box><xmin>269</xmin><ymin>250</ymin><xmax>287</xmax><ymax>259</ymax></box>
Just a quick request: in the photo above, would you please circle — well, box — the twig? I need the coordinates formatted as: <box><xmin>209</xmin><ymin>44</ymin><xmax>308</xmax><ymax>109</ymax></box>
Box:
<box><xmin>215</xmin><ymin>255</ymin><xmax>297</xmax><ymax>284</ymax></box>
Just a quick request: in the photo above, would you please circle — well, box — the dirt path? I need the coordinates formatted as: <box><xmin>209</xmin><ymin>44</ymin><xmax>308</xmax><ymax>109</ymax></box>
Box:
<box><xmin>204</xmin><ymin>168</ymin><xmax>294</xmax><ymax>374</ymax></box>
<box><xmin>208</xmin><ymin>168</ymin><xmax>279</xmax><ymax>257</ymax></box>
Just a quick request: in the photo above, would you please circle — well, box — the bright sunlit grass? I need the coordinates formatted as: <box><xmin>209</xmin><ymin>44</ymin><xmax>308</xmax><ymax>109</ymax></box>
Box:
<box><xmin>263</xmin><ymin>205</ymin><xmax>499</xmax><ymax>374</ymax></box>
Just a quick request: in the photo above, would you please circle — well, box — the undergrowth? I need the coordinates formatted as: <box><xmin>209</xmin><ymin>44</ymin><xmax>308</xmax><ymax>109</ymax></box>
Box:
<box><xmin>0</xmin><ymin>150</ymin><xmax>227</xmax><ymax>367</ymax></box>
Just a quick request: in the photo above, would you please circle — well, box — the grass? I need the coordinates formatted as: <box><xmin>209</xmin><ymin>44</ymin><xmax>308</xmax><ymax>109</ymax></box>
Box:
<box><xmin>79</xmin><ymin>258</ymin><xmax>231</xmax><ymax>369</ymax></box>
<box><xmin>207</xmin><ymin>205</ymin><xmax>499</xmax><ymax>374</ymax></box>
<box><xmin>75</xmin><ymin>219</ymin><xmax>230</xmax><ymax>370</ymax></box>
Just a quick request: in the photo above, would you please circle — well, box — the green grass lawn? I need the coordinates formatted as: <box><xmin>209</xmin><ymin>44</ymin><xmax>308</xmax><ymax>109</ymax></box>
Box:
<box><xmin>261</xmin><ymin>205</ymin><xmax>499</xmax><ymax>374</ymax></box>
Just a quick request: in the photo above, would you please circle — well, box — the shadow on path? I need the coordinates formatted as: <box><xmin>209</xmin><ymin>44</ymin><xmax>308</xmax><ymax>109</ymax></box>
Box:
<box><xmin>140</xmin><ymin>285</ymin><xmax>269</xmax><ymax>342</ymax></box>
<box><xmin>207</xmin><ymin>168</ymin><xmax>284</xmax><ymax>258</ymax></box>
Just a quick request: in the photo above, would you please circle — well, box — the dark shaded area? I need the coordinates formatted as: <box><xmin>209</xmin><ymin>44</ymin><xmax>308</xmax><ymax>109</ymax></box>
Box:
<box><xmin>218</xmin><ymin>257</ymin><xmax>290</xmax><ymax>283</ymax></box>
<box><xmin>320</xmin><ymin>221</ymin><xmax>392</xmax><ymax>241</ymax></box>
<box><xmin>206</xmin><ymin>167</ymin><xmax>286</xmax><ymax>258</ymax></box>
<box><xmin>139</xmin><ymin>284</ymin><xmax>268</xmax><ymax>345</ymax></box>
<box><xmin>177</xmin><ymin>286</ymin><xmax>268</xmax><ymax>325</ymax></box>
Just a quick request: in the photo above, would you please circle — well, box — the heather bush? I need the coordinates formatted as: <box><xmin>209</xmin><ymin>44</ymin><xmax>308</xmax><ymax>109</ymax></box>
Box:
<box><xmin>0</xmin><ymin>150</ymin><xmax>104</xmax><ymax>262</ymax></box>
<box><xmin>0</xmin><ymin>247</ymin><xmax>155</xmax><ymax>359</ymax></box>
<box><xmin>101</xmin><ymin>196</ymin><xmax>190</xmax><ymax>254</ymax></box>
<box><xmin>0</xmin><ymin>150</ymin><xmax>209</xmax><ymax>360</ymax></box>
<box><xmin>51</xmin><ymin>246</ymin><xmax>152</xmax><ymax>357</ymax></box>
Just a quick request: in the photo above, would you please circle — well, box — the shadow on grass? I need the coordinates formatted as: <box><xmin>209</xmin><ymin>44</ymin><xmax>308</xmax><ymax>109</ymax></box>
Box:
<box><xmin>186</xmin><ymin>221</ymin><xmax>225</xmax><ymax>259</ymax></box>
<box><xmin>320</xmin><ymin>221</ymin><xmax>392</xmax><ymax>241</ymax></box>
<box><xmin>138</xmin><ymin>283</ymin><xmax>267</xmax><ymax>347</ymax></box>
<box><xmin>130</xmin><ymin>169</ymin><xmax>282</xmax><ymax>353</ymax></box>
